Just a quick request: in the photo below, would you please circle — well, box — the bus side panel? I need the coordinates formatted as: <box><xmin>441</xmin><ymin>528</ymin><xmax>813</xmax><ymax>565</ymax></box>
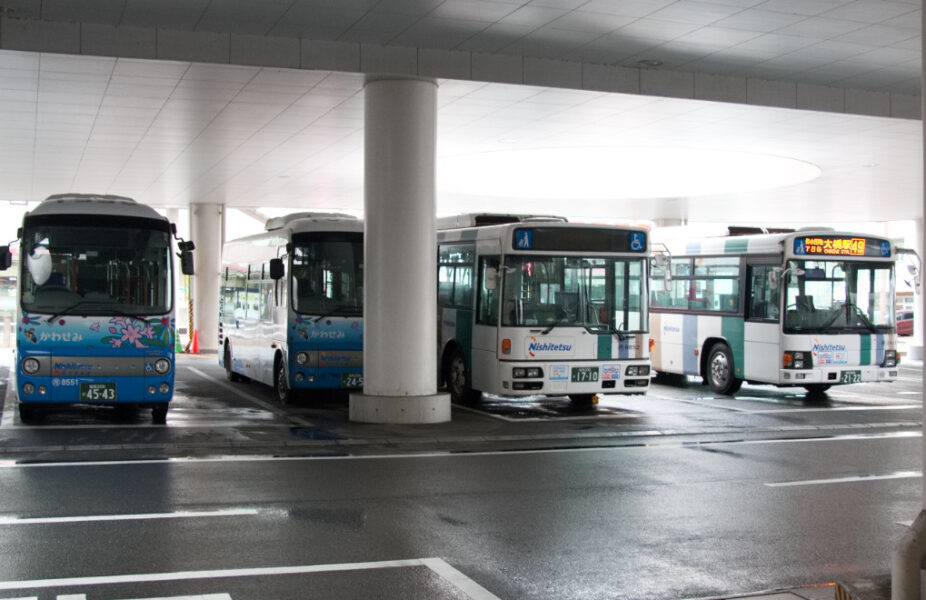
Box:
<box><xmin>743</xmin><ymin>322</ymin><xmax>780</xmax><ymax>383</ymax></box>
<box><xmin>651</xmin><ymin>312</ymin><xmax>684</xmax><ymax>375</ymax></box>
<box><xmin>695</xmin><ymin>314</ymin><xmax>722</xmax><ymax>375</ymax></box>
<box><xmin>720</xmin><ymin>316</ymin><xmax>745</xmax><ymax>381</ymax></box>
<box><xmin>471</xmin><ymin>318</ymin><xmax>497</xmax><ymax>393</ymax></box>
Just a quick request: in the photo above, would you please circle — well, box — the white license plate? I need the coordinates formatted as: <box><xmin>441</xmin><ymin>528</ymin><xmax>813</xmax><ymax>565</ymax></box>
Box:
<box><xmin>79</xmin><ymin>382</ymin><xmax>116</xmax><ymax>402</ymax></box>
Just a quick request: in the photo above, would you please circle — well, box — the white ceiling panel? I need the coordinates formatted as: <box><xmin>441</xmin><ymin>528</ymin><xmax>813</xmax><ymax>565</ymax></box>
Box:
<box><xmin>0</xmin><ymin>0</ymin><xmax>916</xmax><ymax>226</ymax></box>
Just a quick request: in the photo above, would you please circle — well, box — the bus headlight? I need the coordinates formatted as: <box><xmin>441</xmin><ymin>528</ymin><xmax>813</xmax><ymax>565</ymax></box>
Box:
<box><xmin>783</xmin><ymin>351</ymin><xmax>811</xmax><ymax>369</ymax></box>
<box><xmin>158</xmin><ymin>383</ymin><xmax>171</xmax><ymax>394</ymax></box>
<box><xmin>295</xmin><ymin>352</ymin><xmax>309</xmax><ymax>366</ymax></box>
<box><xmin>22</xmin><ymin>358</ymin><xmax>40</xmax><ymax>375</ymax></box>
<box><xmin>882</xmin><ymin>350</ymin><xmax>898</xmax><ymax>368</ymax></box>
<box><xmin>513</xmin><ymin>367</ymin><xmax>543</xmax><ymax>378</ymax></box>
<box><xmin>154</xmin><ymin>358</ymin><xmax>172</xmax><ymax>374</ymax></box>
<box><xmin>625</xmin><ymin>365</ymin><xmax>650</xmax><ymax>376</ymax></box>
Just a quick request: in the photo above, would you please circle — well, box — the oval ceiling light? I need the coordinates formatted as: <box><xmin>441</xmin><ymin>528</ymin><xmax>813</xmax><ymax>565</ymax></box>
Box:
<box><xmin>439</xmin><ymin>146</ymin><xmax>822</xmax><ymax>200</ymax></box>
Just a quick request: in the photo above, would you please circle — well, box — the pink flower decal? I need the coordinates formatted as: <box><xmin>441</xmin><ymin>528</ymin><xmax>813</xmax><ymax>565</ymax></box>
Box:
<box><xmin>109</xmin><ymin>317</ymin><xmax>149</xmax><ymax>349</ymax></box>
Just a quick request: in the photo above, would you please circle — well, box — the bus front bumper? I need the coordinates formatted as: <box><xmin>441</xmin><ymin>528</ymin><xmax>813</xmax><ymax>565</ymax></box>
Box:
<box><xmin>779</xmin><ymin>366</ymin><xmax>899</xmax><ymax>385</ymax></box>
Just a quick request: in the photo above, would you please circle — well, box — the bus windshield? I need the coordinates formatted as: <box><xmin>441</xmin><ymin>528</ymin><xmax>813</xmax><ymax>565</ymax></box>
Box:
<box><xmin>784</xmin><ymin>259</ymin><xmax>894</xmax><ymax>333</ymax></box>
<box><xmin>21</xmin><ymin>224</ymin><xmax>172</xmax><ymax>316</ymax></box>
<box><xmin>501</xmin><ymin>256</ymin><xmax>647</xmax><ymax>332</ymax></box>
<box><xmin>291</xmin><ymin>233</ymin><xmax>363</xmax><ymax>317</ymax></box>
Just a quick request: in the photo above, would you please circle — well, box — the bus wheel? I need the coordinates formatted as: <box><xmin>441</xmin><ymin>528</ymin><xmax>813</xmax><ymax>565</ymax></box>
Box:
<box><xmin>19</xmin><ymin>404</ymin><xmax>42</xmax><ymax>424</ymax></box>
<box><xmin>569</xmin><ymin>394</ymin><xmax>596</xmax><ymax>407</ymax></box>
<box><xmin>224</xmin><ymin>345</ymin><xmax>242</xmax><ymax>382</ymax></box>
<box><xmin>706</xmin><ymin>343</ymin><xmax>742</xmax><ymax>396</ymax></box>
<box><xmin>445</xmin><ymin>350</ymin><xmax>481</xmax><ymax>404</ymax></box>
<box><xmin>274</xmin><ymin>358</ymin><xmax>294</xmax><ymax>405</ymax></box>
<box><xmin>804</xmin><ymin>384</ymin><xmax>831</xmax><ymax>398</ymax></box>
<box><xmin>152</xmin><ymin>405</ymin><xmax>168</xmax><ymax>425</ymax></box>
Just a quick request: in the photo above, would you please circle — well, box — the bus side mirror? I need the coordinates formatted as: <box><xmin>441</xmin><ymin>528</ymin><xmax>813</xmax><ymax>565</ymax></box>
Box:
<box><xmin>768</xmin><ymin>269</ymin><xmax>780</xmax><ymax>290</ymax></box>
<box><xmin>269</xmin><ymin>258</ymin><xmax>284</xmax><ymax>280</ymax></box>
<box><xmin>180</xmin><ymin>250</ymin><xmax>195</xmax><ymax>275</ymax></box>
<box><xmin>652</xmin><ymin>247</ymin><xmax>671</xmax><ymax>284</ymax></box>
<box><xmin>0</xmin><ymin>246</ymin><xmax>11</xmax><ymax>270</ymax></box>
<box><xmin>177</xmin><ymin>240</ymin><xmax>195</xmax><ymax>275</ymax></box>
<box><xmin>484</xmin><ymin>266</ymin><xmax>498</xmax><ymax>291</ymax></box>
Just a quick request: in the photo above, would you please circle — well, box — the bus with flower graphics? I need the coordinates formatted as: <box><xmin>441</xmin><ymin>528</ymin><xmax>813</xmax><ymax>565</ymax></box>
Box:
<box><xmin>437</xmin><ymin>215</ymin><xmax>652</xmax><ymax>406</ymax></box>
<box><xmin>0</xmin><ymin>194</ymin><xmax>194</xmax><ymax>424</ymax></box>
<box><xmin>219</xmin><ymin>212</ymin><xmax>363</xmax><ymax>404</ymax></box>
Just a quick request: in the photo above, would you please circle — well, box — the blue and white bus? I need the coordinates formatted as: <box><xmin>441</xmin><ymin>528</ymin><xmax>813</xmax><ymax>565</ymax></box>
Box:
<box><xmin>219</xmin><ymin>212</ymin><xmax>363</xmax><ymax>403</ymax></box>
<box><xmin>649</xmin><ymin>229</ymin><xmax>903</xmax><ymax>396</ymax></box>
<box><xmin>437</xmin><ymin>216</ymin><xmax>652</xmax><ymax>405</ymax></box>
<box><xmin>0</xmin><ymin>193</ymin><xmax>194</xmax><ymax>424</ymax></box>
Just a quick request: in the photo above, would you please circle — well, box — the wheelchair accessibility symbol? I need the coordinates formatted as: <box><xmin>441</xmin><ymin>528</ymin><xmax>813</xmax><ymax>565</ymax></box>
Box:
<box><xmin>516</xmin><ymin>230</ymin><xmax>533</xmax><ymax>250</ymax></box>
<box><xmin>630</xmin><ymin>232</ymin><xmax>645</xmax><ymax>252</ymax></box>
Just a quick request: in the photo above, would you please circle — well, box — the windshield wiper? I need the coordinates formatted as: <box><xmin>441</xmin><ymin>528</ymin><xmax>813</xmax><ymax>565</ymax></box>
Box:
<box><xmin>45</xmin><ymin>300</ymin><xmax>132</xmax><ymax>323</ymax></box>
<box><xmin>821</xmin><ymin>302</ymin><xmax>878</xmax><ymax>333</ymax></box>
<box><xmin>609</xmin><ymin>322</ymin><xmax>628</xmax><ymax>341</ymax></box>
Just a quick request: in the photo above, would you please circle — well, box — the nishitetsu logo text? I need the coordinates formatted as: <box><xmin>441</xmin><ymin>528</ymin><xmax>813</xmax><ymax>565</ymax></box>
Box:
<box><xmin>528</xmin><ymin>336</ymin><xmax>572</xmax><ymax>357</ymax></box>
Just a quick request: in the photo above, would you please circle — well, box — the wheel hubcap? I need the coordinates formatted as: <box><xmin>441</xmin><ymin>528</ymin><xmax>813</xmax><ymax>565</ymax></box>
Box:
<box><xmin>450</xmin><ymin>358</ymin><xmax>465</xmax><ymax>395</ymax></box>
<box><xmin>711</xmin><ymin>353</ymin><xmax>729</xmax><ymax>385</ymax></box>
<box><xmin>277</xmin><ymin>366</ymin><xmax>287</xmax><ymax>400</ymax></box>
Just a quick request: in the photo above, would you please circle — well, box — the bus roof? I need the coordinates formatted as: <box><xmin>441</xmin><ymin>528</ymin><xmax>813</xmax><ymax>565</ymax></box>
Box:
<box><xmin>436</xmin><ymin>213</ymin><xmax>566</xmax><ymax>230</ymax></box>
<box><xmin>28</xmin><ymin>193</ymin><xmax>166</xmax><ymax>221</ymax></box>
<box><xmin>264</xmin><ymin>212</ymin><xmax>359</xmax><ymax>231</ymax></box>
<box><xmin>438</xmin><ymin>220</ymin><xmax>649</xmax><ymax>255</ymax></box>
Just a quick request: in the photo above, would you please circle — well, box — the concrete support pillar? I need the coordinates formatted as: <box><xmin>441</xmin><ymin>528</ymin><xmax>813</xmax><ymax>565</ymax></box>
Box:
<box><xmin>349</xmin><ymin>76</ymin><xmax>451</xmax><ymax>424</ymax></box>
<box><xmin>891</xmin><ymin>11</ymin><xmax>926</xmax><ymax>596</ymax></box>
<box><xmin>909</xmin><ymin>217</ymin><xmax>924</xmax><ymax>361</ymax></box>
<box><xmin>190</xmin><ymin>203</ymin><xmax>222</xmax><ymax>354</ymax></box>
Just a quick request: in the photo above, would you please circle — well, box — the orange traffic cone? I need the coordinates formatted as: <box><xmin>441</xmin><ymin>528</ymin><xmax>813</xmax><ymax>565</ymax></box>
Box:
<box><xmin>188</xmin><ymin>329</ymin><xmax>199</xmax><ymax>354</ymax></box>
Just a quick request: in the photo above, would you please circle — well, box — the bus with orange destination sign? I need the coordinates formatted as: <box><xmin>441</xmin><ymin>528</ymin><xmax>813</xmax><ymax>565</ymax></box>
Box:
<box><xmin>648</xmin><ymin>228</ymin><xmax>917</xmax><ymax>397</ymax></box>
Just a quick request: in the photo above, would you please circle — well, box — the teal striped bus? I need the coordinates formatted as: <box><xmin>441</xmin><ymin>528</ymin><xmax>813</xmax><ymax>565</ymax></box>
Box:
<box><xmin>649</xmin><ymin>229</ymin><xmax>904</xmax><ymax>396</ymax></box>
<box><xmin>437</xmin><ymin>215</ymin><xmax>652</xmax><ymax>406</ymax></box>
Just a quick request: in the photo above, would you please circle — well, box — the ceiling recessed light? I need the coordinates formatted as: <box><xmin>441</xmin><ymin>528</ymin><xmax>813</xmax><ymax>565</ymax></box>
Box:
<box><xmin>637</xmin><ymin>59</ymin><xmax>664</xmax><ymax>68</ymax></box>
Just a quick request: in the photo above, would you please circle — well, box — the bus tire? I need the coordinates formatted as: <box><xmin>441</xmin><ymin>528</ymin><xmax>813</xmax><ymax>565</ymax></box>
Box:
<box><xmin>706</xmin><ymin>343</ymin><xmax>742</xmax><ymax>395</ymax></box>
<box><xmin>569</xmin><ymin>394</ymin><xmax>596</xmax><ymax>407</ymax></box>
<box><xmin>224</xmin><ymin>344</ymin><xmax>243</xmax><ymax>382</ymax></box>
<box><xmin>152</xmin><ymin>405</ymin><xmax>168</xmax><ymax>425</ymax></box>
<box><xmin>445</xmin><ymin>349</ymin><xmax>481</xmax><ymax>404</ymax></box>
<box><xmin>804</xmin><ymin>384</ymin><xmax>831</xmax><ymax>398</ymax></box>
<box><xmin>19</xmin><ymin>404</ymin><xmax>42</xmax><ymax>424</ymax></box>
<box><xmin>274</xmin><ymin>356</ymin><xmax>294</xmax><ymax>405</ymax></box>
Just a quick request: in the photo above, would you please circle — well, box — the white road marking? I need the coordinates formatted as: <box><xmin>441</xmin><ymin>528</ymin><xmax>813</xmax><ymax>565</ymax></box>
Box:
<box><xmin>186</xmin><ymin>367</ymin><xmax>312</xmax><ymax>427</ymax></box>
<box><xmin>0</xmin><ymin>428</ymin><xmax>919</xmax><ymax>470</ymax></box>
<box><xmin>0</xmin><ymin>368</ymin><xmax>17</xmax><ymax>429</ymax></box>
<box><xmin>0</xmin><ymin>508</ymin><xmax>259</xmax><ymax>526</ymax></box>
<box><xmin>0</xmin><ymin>558</ymin><xmax>502</xmax><ymax>600</ymax></box>
<box><xmin>766</xmin><ymin>471</ymin><xmax>921</xmax><ymax>487</ymax></box>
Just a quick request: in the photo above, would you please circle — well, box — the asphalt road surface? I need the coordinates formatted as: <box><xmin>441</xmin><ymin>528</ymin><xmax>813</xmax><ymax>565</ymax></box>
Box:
<box><xmin>0</xmin><ymin>352</ymin><xmax>921</xmax><ymax>600</ymax></box>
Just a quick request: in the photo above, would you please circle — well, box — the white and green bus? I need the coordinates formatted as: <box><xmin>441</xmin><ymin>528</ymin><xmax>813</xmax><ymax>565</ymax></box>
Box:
<box><xmin>649</xmin><ymin>230</ymin><xmax>903</xmax><ymax>396</ymax></box>
<box><xmin>437</xmin><ymin>216</ymin><xmax>652</xmax><ymax>406</ymax></box>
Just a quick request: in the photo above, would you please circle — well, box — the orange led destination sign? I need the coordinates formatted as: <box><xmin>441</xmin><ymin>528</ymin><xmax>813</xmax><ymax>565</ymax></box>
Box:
<box><xmin>793</xmin><ymin>236</ymin><xmax>891</xmax><ymax>258</ymax></box>
<box><xmin>801</xmin><ymin>236</ymin><xmax>865</xmax><ymax>256</ymax></box>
